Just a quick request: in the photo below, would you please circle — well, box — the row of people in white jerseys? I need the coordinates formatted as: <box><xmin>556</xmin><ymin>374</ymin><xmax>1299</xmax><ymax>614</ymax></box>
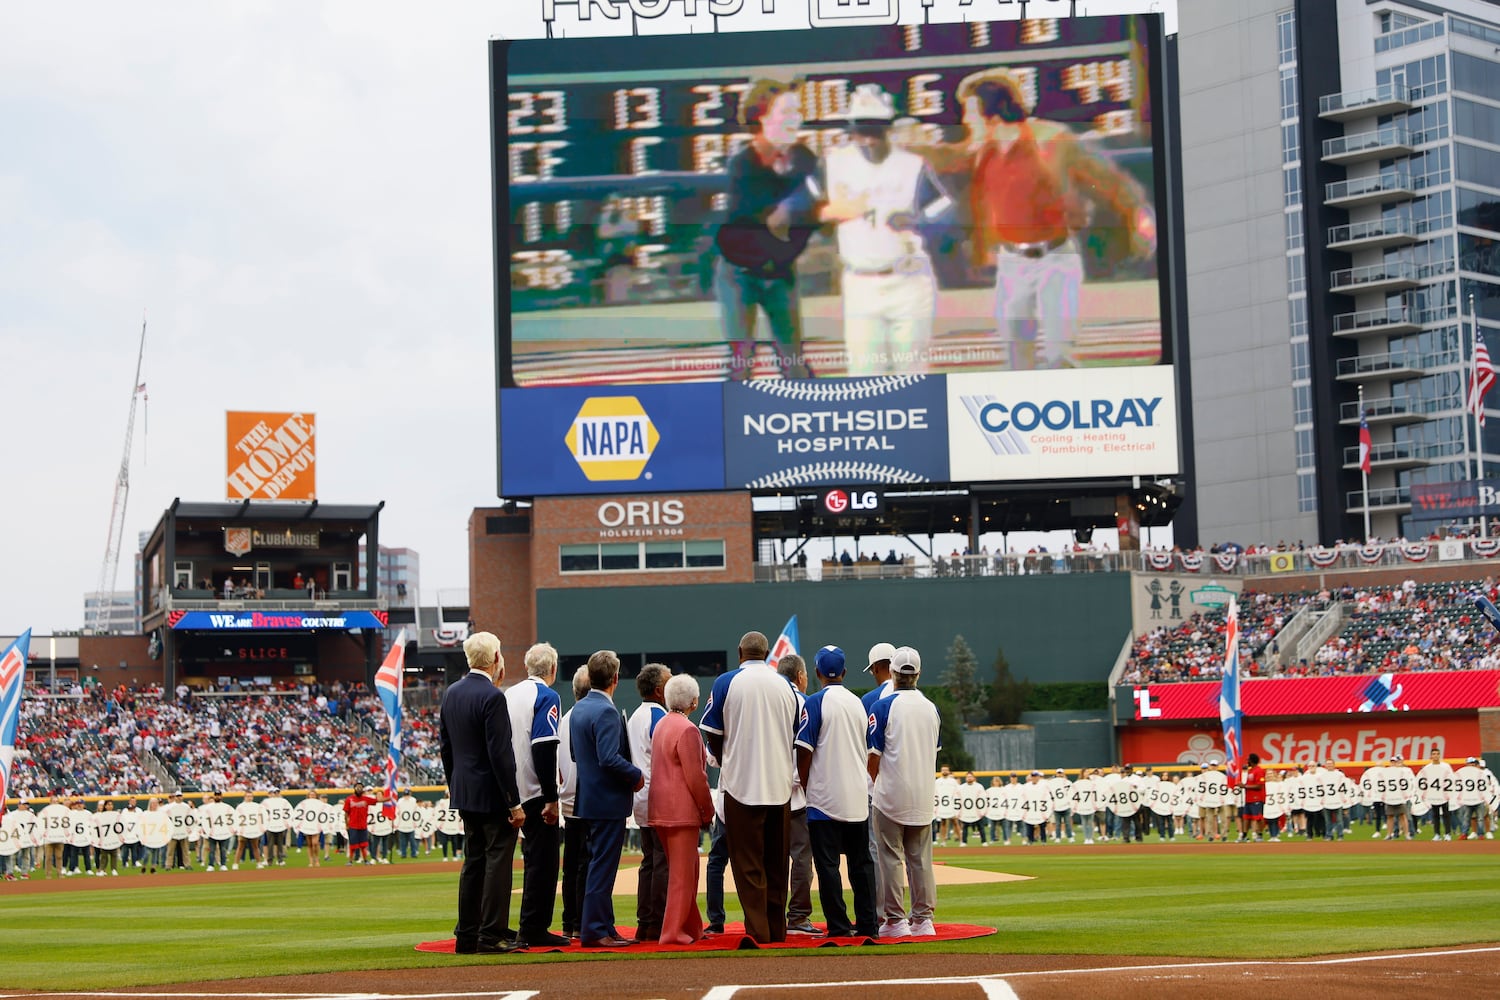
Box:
<box><xmin>924</xmin><ymin>755</ymin><xmax>1499</xmax><ymax>846</ymax></box>
<box><xmin>0</xmin><ymin>790</ymin><xmax>472</xmax><ymax>880</ymax></box>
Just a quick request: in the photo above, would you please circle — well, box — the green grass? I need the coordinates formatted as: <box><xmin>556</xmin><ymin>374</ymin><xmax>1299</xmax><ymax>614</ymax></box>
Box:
<box><xmin>8</xmin><ymin>836</ymin><xmax>1500</xmax><ymax>990</ymax></box>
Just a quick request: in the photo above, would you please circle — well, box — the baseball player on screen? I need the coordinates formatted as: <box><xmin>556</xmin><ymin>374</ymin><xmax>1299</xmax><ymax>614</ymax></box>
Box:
<box><xmin>816</xmin><ymin>84</ymin><xmax>953</xmax><ymax>376</ymax></box>
<box><xmin>957</xmin><ymin>68</ymin><xmax>1156</xmax><ymax>370</ymax></box>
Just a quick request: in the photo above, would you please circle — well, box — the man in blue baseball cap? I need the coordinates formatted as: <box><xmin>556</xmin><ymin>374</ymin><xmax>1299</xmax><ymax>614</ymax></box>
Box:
<box><xmin>793</xmin><ymin>645</ymin><xmax>879</xmax><ymax>938</ymax></box>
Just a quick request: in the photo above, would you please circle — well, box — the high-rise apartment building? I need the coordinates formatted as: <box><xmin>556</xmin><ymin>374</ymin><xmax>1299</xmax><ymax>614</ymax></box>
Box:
<box><xmin>1182</xmin><ymin>0</ymin><xmax>1500</xmax><ymax>544</ymax></box>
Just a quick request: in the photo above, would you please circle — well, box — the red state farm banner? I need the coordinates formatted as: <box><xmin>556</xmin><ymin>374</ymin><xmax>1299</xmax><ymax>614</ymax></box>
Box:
<box><xmin>1127</xmin><ymin>669</ymin><xmax>1500</xmax><ymax>721</ymax></box>
<box><xmin>1119</xmin><ymin>715</ymin><xmax>1482</xmax><ymax>768</ymax></box>
<box><xmin>226</xmin><ymin>412</ymin><xmax>316</xmax><ymax>501</ymax></box>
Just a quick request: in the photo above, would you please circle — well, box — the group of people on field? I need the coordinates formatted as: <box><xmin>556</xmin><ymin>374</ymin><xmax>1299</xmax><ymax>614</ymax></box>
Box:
<box><xmin>926</xmin><ymin>753</ymin><xmax>1499</xmax><ymax>845</ymax></box>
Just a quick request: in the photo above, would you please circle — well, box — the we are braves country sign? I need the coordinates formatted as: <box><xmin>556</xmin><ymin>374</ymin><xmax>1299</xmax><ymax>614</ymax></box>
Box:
<box><xmin>226</xmin><ymin>412</ymin><xmax>316</xmax><ymax>502</ymax></box>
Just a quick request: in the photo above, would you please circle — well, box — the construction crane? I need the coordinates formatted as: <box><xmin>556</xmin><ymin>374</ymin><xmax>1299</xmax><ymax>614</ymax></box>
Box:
<box><xmin>91</xmin><ymin>317</ymin><xmax>148</xmax><ymax>634</ymax></box>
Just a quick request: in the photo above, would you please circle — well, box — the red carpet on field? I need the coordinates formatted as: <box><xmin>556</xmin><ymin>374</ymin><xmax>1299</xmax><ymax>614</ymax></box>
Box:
<box><xmin>415</xmin><ymin>922</ymin><xmax>995</xmax><ymax>954</ymax></box>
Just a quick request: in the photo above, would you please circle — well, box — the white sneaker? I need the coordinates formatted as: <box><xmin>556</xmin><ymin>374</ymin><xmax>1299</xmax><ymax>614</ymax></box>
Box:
<box><xmin>1269</xmin><ymin>836</ymin><xmax>1281</xmax><ymax>842</ymax></box>
<box><xmin>256</xmin><ymin>862</ymin><xmax>268</xmax><ymax>869</ymax></box>
<box><xmin>1468</xmin><ymin>832</ymin><xmax>1479</xmax><ymax>840</ymax></box>
<box><xmin>1486</xmin><ymin>832</ymin><xmax>1494</xmax><ymax>840</ymax></box>
<box><xmin>380</xmin><ymin>858</ymin><xmax>391</xmax><ymax>865</ymax></box>
<box><xmin>1084</xmin><ymin>838</ymin><xmax>1094</xmax><ymax>845</ymax></box>
<box><xmin>1433</xmin><ymin>833</ymin><xmax>1442</xmax><ymax>841</ymax></box>
<box><xmin>111</xmin><ymin>871</ymin><xmax>118</xmax><ymax>877</ymax></box>
<box><xmin>1443</xmin><ymin>835</ymin><xmax>1451</xmax><ymax>841</ymax></box>
<box><xmin>878</xmin><ymin>919</ymin><xmax>911</xmax><ymax>939</ymax></box>
<box><xmin>231</xmin><ymin>863</ymin><xmax>240</xmax><ymax>870</ymax></box>
<box><xmin>1372</xmin><ymin>831</ymin><xmax>1382</xmax><ymax>839</ymax></box>
<box><xmin>908</xmin><ymin>918</ymin><xmax>936</xmax><ymax>937</ymax></box>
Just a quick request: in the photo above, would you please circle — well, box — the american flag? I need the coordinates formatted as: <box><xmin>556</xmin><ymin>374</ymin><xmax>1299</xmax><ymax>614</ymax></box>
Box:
<box><xmin>1471</xmin><ymin>328</ymin><xmax>1496</xmax><ymax>427</ymax></box>
<box><xmin>1359</xmin><ymin>412</ymin><xmax>1372</xmax><ymax>474</ymax></box>
<box><xmin>0</xmin><ymin>630</ymin><xmax>32</xmax><ymax>820</ymax></box>
<box><xmin>1218</xmin><ymin>601</ymin><xmax>1243</xmax><ymax>783</ymax></box>
<box><xmin>373</xmin><ymin>629</ymin><xmax>407</xmax><ymax>819</ymax></box>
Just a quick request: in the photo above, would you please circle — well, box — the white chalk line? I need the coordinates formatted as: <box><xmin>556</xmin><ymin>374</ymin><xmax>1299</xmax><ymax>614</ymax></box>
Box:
<box><xmin>699</xmin><ymin>944</ymin><xmax>1500</xmax><ymax>998</ymax></box>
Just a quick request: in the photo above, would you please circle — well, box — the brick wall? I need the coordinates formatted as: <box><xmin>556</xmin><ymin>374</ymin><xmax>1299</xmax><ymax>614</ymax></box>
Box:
<box><xmin>470</xmin><ymin>507</ymin><xmax>537</xmax><ymax>651</ymax></box>
<box><xmin>530</xmin><ymin>493</ymin><xmax>753</xmax><ymax>590</ymax></box>
<box><xmin>469</xmin><ymin>494</ymin><xmax>753</xmax><ymax>648</ymax></box>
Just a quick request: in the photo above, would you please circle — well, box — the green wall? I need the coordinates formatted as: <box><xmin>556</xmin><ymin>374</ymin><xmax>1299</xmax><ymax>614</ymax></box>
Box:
<box><xmin>536</xmin><ymin>572</ymin><xmax>1132</xmax><ymax>698</ymax></box>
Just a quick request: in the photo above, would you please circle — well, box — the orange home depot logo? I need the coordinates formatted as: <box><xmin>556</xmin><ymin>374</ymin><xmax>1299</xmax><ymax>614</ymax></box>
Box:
<box><xmin>224</xmin><ymin>528</ymin><xmax>253</xmax><ymax>557</ymax></box>
<box><xmin>226</xmin><ymin>412</ymin><xmax>316</xmax><ymax>501</ymax></box>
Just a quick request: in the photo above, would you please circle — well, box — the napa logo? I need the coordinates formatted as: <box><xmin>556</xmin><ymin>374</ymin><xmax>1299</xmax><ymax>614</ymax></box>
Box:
<box><xmin>565</xmin><ymin>396</ymin><xmax>660</xmax><ymax>481</ymax></box>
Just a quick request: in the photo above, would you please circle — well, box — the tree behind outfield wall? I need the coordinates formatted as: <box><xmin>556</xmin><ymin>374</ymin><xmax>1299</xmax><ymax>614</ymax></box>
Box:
<box><xmin>925</xmin><ymin>687</ymin><xmax>976</xmax><ymax>772</ymax></box>
<box><xmin>946</xmin><ymin>634</ymin><xmax>984</xmax><ymax>725</ymax></box>
<box><xmin>984</xmin><ymin>644</ymin><xmax>1032</xmax><ymax>725</ymax></box>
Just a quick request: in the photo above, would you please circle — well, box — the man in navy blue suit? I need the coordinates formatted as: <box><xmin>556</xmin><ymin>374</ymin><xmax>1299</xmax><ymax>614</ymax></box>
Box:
<box><xmin>440</xmin><ymin>631</ymin><xmax>527</xmax><ymax>954</ymax></box>
<box><xmin>570</xmin><ymin>649</ymin><xmax>644</xmax><ymax>948</ymax></box>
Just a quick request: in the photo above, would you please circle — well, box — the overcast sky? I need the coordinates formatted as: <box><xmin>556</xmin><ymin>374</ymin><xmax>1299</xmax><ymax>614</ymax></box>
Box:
<box><xmin>0</xmin><ymin>0</ymin><xmax>1173</xmax><ymax>636</ymax></box>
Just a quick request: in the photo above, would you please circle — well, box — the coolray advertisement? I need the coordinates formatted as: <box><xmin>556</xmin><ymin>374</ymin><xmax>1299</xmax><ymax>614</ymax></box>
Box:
<box><xmin>499</xmin><ymin>383</ymin><xmax>726</xmax><ymax>496</ymax></box>
<box><xmin>948</xmin><ymin>366</ymin><xmax>1177</xmax><ymax>480</ymax></box>
<box><xmin>1118</xmin><ymin>717</ymin><xmax>1483</xmax><ymax>768</ymax></box>
<box><xmin>723</xmin><ymin>375</ymin><xmax>948</xmax><ymax>487</ymax></box>
<box><xmin>167</xmin><ymin>610</ymin><xmax>390</xmax><ymax>631</ymax></box>
<box><xmin>1123</xmin><ymin>669</ymin><xmax>1500</xmax><ymax>723</ymax></box>
<box><xmin>496</xmin><ymin>12</ymin><xmax>1169</xmax><ymax>388</ymax></box>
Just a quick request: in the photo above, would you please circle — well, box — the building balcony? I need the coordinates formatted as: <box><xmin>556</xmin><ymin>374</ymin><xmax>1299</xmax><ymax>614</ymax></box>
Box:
<box><xmin>1321</xmin><ymin>125</ymin><xmax>1413</xmax><ymax>166</ymax></box>
<box><xmin>1342</xmin><ymin>440</ymin><xmax>1459</xmax><ymax>470</ymax></box>
<box><xmin>1335</xmin><ymin>349</ymin><xmax>1433</xmax><ymax>381</ymax></box>
<box><xmin>1338</xmin><ymin>396</ymin><xmax>1429</xmax><ymax>425</ymax></box>
<box><xmin>1331</xmin><ymin>304</ymin><xmax>1422</xmax><ymax>337</ymax></box>
<box><xmin>1326</xmin><ymin>216</ymin><xmax>1418</xmax><ymax>252</ymax></box>
<box><xmin>1325</xmin><ymin>171</ymin><xmax>1414</xmax><ymax>209</ymax></box>
<box><xmin>1329</xmin><ymin>261</ymin><xmax>1421</xmax><ymax>297</ymax></box>
<box><xmin>1319</xmin><ymin>82</ymin><xmax>1414</xmax><ymax>122</ymax></box>
<box><xmin>1346</xmin><ymin>485</ymin><xmax>1411</xmax><ymax>515</ymax></box>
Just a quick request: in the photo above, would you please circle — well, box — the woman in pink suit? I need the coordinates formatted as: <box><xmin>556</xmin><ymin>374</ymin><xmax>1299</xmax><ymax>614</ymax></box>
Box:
<box><xmin>648</xmin><ymin>674</ymin><xmax>716</xmax><ymax>944</ymax></box>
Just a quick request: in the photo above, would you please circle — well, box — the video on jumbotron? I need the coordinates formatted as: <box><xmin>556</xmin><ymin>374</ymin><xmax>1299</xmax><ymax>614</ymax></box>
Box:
<box><xmin>495</xmin><ymin>13</ymin><xmax>1168</xmax><ymax>387</ymax></box>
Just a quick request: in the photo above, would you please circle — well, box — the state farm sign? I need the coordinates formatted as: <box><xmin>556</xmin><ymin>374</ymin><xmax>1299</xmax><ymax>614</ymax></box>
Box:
<box><xmin>1119</xmin><ymin>716</ymin><xmax>1482</xmax><ymax>767</ymax></box>
<box><xmin>226</xmin><ymin>412</ymin><xmax>316</xmax><ymax>501</ymax></box>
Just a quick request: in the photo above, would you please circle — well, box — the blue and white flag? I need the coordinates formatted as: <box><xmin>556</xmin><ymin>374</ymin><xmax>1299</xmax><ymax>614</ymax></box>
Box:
<box><xmin>1218</xmin><ymin>601</ymin><xmax>1243</xmax><ymax>783</ymax></box>
<box><xmin>373</xmin><ymin>629</ymin><xmax>407</xmax><ymax>820</ymax></box>
<box><xmin>768</xmin><ymin>615</ymin><xmax>799</xmax><ymax>669</ymax></box>
<box><xmin>0</xmin><ymin>630</ymin><xmax>31</xmax><ymax>819</ymax></box>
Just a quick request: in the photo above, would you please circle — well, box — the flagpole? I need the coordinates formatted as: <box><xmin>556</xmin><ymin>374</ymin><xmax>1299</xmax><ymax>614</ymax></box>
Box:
<box><xmin>1476</xmin><ymin>293</ymin><xmax>1488</xmax><ymax>538</ymax></box>
<box><xmin>1359</xmin><ymin>384</ymin><xmax>1370</xmax><ymax>543</ymax></box>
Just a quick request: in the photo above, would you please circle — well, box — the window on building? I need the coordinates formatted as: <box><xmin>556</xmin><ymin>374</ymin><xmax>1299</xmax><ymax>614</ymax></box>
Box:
<box><xmin>1291</xmin><ymin>337</ymin><xmax>1310</xmax><ymax>380</ymax></box>
<box><xmin>1277</xmin><ymin>10</ymin><xmax>1297</xmax><ymax>66</ymax></box>
<box><xmin>1285</xmin><ymin>208</ymin><xmax>1304</xmax><ymax>249</ymax></box>
<box><xmin>1287</xmin><ymin>251</ymin><xmax>1306</xmax><ymax>293</ymax></box>
<box><xmin>1458</xmin><ymin>142</ymin><xmax>1500</xmax><ymax>190</ymax></box>
<box><xmin>685</xmin><ymin>540</ymin><xmax>727</xmax><ymax>568</ymax></box>
<box><xmin>1459</xmin><ymin>187</ymin><xmax>1500</xmax><ymax>231</ymax></box>
<box><xmin>1280</xmin><ymin>67</ymin><xmax>1299</xmax><ymax>120</ymax></box>
<box><xmin>560</xmin><ymin>544</ymin><xmax>600</xmax><ymax>573</ymax></box>
<box><xmin>1284</xmin><ymin>164</ymin><xmax>1302</xmax><ymax>207</ymax></box>
<box><xmin>1453</xmin><ymin>51</ymin><xmax>1500</xmax><ymax>98</ymax></box>
<box><xmin>600</xmin><ymin>543</ymin><xmax>640</xmax><ymax>571</ymax></box>
<box><xmin>1460</xmin><ymin>233</ymin><xmax>1500</xmax><ymax>278</ymax></box>
<box><xmin>1293</xmin><ymin>384</ymin><xmax>1312</xmax><ymax>424</ymax></box>
<box><xmin>644</xmin><ymin>541</ymin><xmax>685</xmax><ymax>569</ymax></box>
<box><xmin>1298</xmin><ymin>471</ymin><xmax>1318</xmax><ymax>514</ymax></box>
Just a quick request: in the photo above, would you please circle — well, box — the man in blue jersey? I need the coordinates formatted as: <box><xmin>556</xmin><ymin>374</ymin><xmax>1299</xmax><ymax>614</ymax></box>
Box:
<box><xmin>867</xmin><ymin>646</ymin><xmax>941</xmax><ymax>938</ymax></box>
<box><xmin>504</xmin><ymin>641</ymin><xmax>567</xmax><ymax>948</ymax></box>
<box><xmin>796</xmin><ymin>645</ymin><xmax>879</xmax><ymax>938</ymax></box>
<box><xmin>701</xmin><ymin>630</ymin><xmax>799</xmax><ymax>944</ymax></box>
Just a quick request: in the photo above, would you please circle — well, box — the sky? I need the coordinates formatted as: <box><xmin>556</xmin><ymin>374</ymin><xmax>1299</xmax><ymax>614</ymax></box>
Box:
<box><xmin>0</xmin><ymin>0</ymin><xmax>1174</xmax><ymax>636</ymax></box>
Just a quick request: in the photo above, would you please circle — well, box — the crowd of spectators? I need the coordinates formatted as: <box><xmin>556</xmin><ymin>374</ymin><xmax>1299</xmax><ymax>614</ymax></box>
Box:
<box><xmin>1124</xmin><ymin>579</ymin><xmax>1500</xmax><ymax>683</ymax></box>
<box><xmin>10</xmin><ymin>680</ymin><xmax>431</xmax><ymax>799</ymax></box>
<box><xmin>1122</xmin><ymin>589</ymin><xmax>1316</xmax><ymax>684</ymax></box>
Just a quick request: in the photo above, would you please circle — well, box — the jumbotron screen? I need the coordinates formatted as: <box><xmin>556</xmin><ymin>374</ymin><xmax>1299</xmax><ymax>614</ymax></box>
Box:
<box><xmin>493</xmin><ymin>14</ymin><xmax>1168</xmax><ymax>389</ymax></box>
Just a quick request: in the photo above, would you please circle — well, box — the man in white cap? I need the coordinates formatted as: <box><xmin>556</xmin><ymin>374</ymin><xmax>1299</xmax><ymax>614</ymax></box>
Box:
<box><xmin>1455</xmin><ymin>756</ymin><xmax>1492</xmax><ymax>839</ymax></box>
<box><xmin>816</xmin><ymin>83</ymin><xmax>951</xmax><ymax>376</ymax></box>
<box><xmin>867</xmin><ymin>646</ymin><xmax>941</xmax><ymax>938</ymax></box>
<box><xmin>796</xmin><ymin>645</ymin><xmax>878</xmax><ymax>938</ymax></box>
<box><xmin>860</xmin><ymin>642</ymin><xmax>897</xmax><ymax>716</ymax></box>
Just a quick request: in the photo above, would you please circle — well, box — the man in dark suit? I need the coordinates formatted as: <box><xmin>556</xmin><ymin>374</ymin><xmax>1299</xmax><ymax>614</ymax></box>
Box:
<box><xmin>440</xmin><ymin>631</ymin><xmax>527</xmax><ymax>954</ymax></box>
<box><xmin>570</xmin><ymin>649</ymin><xmax>644</xmax><ymax>948</ymax></box>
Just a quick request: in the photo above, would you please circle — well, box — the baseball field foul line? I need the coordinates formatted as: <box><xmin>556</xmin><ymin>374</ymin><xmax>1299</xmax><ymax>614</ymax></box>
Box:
<box><xmin>699</xmin><ymin>945</ymin><xmax>1500</xmax><ymax>998</ymax></box>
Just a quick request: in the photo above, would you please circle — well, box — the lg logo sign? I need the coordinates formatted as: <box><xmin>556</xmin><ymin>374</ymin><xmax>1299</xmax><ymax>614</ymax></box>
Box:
<box><xmin>820</xmin><ymin>488</ymin><xmax>882</xmax><ymax>516</ymax></box>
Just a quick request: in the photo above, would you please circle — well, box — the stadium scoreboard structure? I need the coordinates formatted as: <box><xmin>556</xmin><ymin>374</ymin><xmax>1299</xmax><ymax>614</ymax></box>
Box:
<box><xmin>490</xmin><ymin>4</ymin><xmax>1189</xmax><ymax>528</ymax></box>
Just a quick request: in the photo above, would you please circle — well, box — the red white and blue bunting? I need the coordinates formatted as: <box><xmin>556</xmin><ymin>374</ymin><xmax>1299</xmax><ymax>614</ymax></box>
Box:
<box><xmin>1357</xmin><ymin>544</ymin><xmax>1386</xmax><ymax>564</ymax></box>
<box><xmin>1213</xmin><ymin>551</ymin><xmax>1240</xmax><ymax>572</ymax></box>
<box><xmin>1401</xmin><ymin>541</ymin><xmax>1431</xmax><ymax>563</ymax></box>
<box><xmin>1179</xmin><ymin>552</ymin><xmax>1204</xmax><ymax>572</ymax></box>
<box><xmin>1471</xmin><ymin>538</ymin><xmax>1500</xmax><ymax>558</ymax></box>
<box><xmin>1307</xmin><ymin>547</ymin><xmax>1342</xmax><ymax>568</ymax></box>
